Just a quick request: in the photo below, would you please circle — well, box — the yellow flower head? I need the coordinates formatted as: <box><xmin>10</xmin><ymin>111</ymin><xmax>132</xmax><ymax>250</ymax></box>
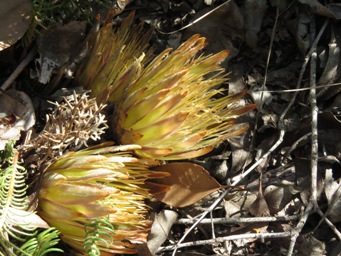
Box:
<box><xmin>76</xmin><ymin>11</ymin><xmax>153</xmax><ymax>103</ymax></box>
<box><xmin>114</xmin><ymin>35</ymin><xmax>255</xmax><ymax>160</ymax></box>
<box><xmin>38</xmin><ymin>143</ymin><xmax>168</xmax><ymax>255</ymax></box>
<box><xmin>76</xmin><ymin>12</ymin><xmax>255</xmax><ymax>160</ymax></box>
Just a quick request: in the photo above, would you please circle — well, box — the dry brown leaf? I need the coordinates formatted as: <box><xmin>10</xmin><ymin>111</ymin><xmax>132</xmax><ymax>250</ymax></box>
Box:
<box><xmin>249</xmin><ymin>193</ymin><xmax>270</xmax><ymax>217</ymax></box>
<box><xmin>295</xmin><ymin>158</ymin><xmax>325</xmax><ymax>206</ymax></box>
<box><xmin>285</xmin><ymin>4</ymin><xmax>312</xmax><ymax>55</ymax></box>
<box><xmin>264</xmin><ymin>184</ymin><xmax>299</xmax><ymax>214</ymax></box>
<box><xmin>224</xmin><ymin>191</ymin><xmax>257</xmax><ymax>218</ymax></box>
<box><xmin>147</xmin><ymin>209</ymin><xmax>178</xmax><ymax>254</ymax></box>
<box><xmin>228</xmin><ymin>130</ymin><xmax>253</xmax><ymax>175</ymax></box>
<box><xmin>152</xmin><ymin>162</ymin><xmax>223</xmax><ymax>207</ymax></box>
<box><xmin>0</xmin><ymin>0</ymin><xmax>32</xmax><ymax>51</ymax></box>
<box><xmin>297</xmin><ymin>234</ymin><xmax>326</xmax><ymax>256</ymax></box>
<box><xmin>318</xmin><ymin>25</ymin><xmax>341</xmax><ymax>87</ymax></box>
<box><xmin>249</xmin><ymin>179</ymin><xmax>270</xmax><ymax>217</ymax></box>
<box><xmin>36</xmin><ymin>21</ymin><xmax>86</xmax><ymax>84</ymax></box>
<box><xmin>223</xmin><ymin>200</ymin><xmax>242</xmax><ymax>218</ymax></box>
<box><xmin>230</xmin><ymin>179</ymin><xmax>269</xmax><ymax>245</ymax></box>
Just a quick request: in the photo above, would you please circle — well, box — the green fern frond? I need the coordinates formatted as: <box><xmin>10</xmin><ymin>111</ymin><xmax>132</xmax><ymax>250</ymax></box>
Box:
<box><xmin>0</xmin><ymin>142</ymin><xmax>62</xmax><ymax>255</ymax></box>
<box><xmin>84</xmin><ymin>217</ymin><xmax>115</xmax><ymax>256</ymax></box>
<box><xmin>19</xmin><ymin>228</ymin><xmax>63</xmax><ymax>256</ymax></box>
<box><xmin>0</xmin><ymin>142</ymin><xmax>34</xmax><ymax>240</ymax></box>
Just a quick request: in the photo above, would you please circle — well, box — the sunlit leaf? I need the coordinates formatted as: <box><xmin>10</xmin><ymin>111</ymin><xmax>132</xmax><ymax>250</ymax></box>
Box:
<box><xmin>152</xmin><ymin>162</ymin><xmax>223</xmax><ymax>207</ymax></box>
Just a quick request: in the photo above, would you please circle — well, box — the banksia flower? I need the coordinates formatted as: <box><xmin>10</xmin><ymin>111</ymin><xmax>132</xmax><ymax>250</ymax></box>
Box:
<box><xmin>114</xmin><ymin>35</ymin><xmax>255</xmax><ymax>160</ymax></box>
<box><xmin>76</xmin><ymin>11</ymin><xmax>153</xmax><ymax>103</ymax></box>
<box><xmin>37</xmin><ymin>143</ymin><xmax>168</xmax><ymax>255</ymax></box>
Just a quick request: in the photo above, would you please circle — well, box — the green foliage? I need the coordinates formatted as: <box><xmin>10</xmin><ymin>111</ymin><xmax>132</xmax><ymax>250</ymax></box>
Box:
<box><xmin>84</xmin><ymin>217</ymin><xmax>115</xmax><ymax>256</ymax></box>
<box><xmin>19</xmin><ymin>228</ymin><xmax>63</xmax><ymax>256</ymax></box>
<box><xmin>0</xmin><ymin>141</ymin><xmax>33</xmax><ymax>251</ymax></box>
<box><xmin>23</xmin><ymin>0</ymin><xmax>113</xmax><ymax>46</ymax></box>
<box><xmin>0</xmin><ymin>142</ymin><xmax>62</xmax><ymax>255</ymax></box>
<box><xmin>31</xmin><ymin>0</ymin><xmax>113</xmax><ymax>24</ymax></box>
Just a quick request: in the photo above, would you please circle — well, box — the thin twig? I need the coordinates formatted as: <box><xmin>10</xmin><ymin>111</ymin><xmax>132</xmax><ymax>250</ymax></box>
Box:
<box><xmin>249</xmin><ymin>4</ymin><xmax>279</xmax><ymax>145</ymax></box>
<box><xmin>287</xmin><ymin>203</ymin><xmax>314</xmax><ymax>256</ymax></box>
<box><xmin>170</xmin><ymin>189</ymin><xmax>229</xmax><ymax>256</ymax></box>
<box><xmin>1</xmin><ymin>48</ymin><xmax>37</xmax><ymax>91</ymax></box>
<box><xmin>314</xmin><ymin>204</ymin><xmax>341</xmax><ymax>241</ymax></box>
<box><xmin>159</xmin><ymin>231</ymin><xmax>292</xmax><ymax>252</ymax></box>
<box><xmin>210</xmin><ymin>211</ymin><xmax>215</xmax><ymax>239</ymax></box>
<box><xmin>176</xmin><ymin>215</ymin><xmax>300</xmax><ymax>225</ymax></box>
<box><xmin>309</xmin><ymin>25</ymin><xmax>318</xmax><ymax>207</ymax></box>
<box><xmin>259</xmin><ymin>82</ymin><xmax>341</xmax><ymax>93</ymax></box>
<box><xmin>305</xmin><ymin>19</ymin><xmax>341</xmax><ymax>240</ymax></box>
<box><xmin>283</xmin><ymin>132</ymin><xmax>312</xmax><ymax>161</ymax></box>
<box><xmin>286</xmin><ymin>17</ymin><xmax>329</xmax><ymax>256</ymax></box>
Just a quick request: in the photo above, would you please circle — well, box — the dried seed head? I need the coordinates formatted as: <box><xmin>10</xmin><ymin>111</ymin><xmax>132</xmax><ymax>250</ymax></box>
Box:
<box><xmin>21</xmin><ymin>91</ymin><xmax>107</xmax><ymax>172</ymax></box>
<box><xmin>42</xmin><ymin>91</ymin><xmax>107</xmax><ymax>154</ymax></box>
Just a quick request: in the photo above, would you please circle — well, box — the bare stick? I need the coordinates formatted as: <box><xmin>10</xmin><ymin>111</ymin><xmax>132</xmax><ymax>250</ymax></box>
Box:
<box><xmin>287</xmin><ymin>203</ymin><xmax>314</xmax><ymax>255</ymax></box>
<box><xmin>176</xmin><ymin>215</ymin><xmax>300</xmax><ymax>225</ymax></box>
<box><xmin>309</xmin><ymin>34</ymin><xmax>318</xmax><ymax>207</ymax></box>
<box><xmin>314</xmin><ymin>204</ymin><xmax>341</xmax><ymax>241</ymax></box>
<box><xmin>159</xmin><ymin>231</ymin><xmax>292</xmax><ymax>252</ymax></box>
<box><xmin>283</xmin><ymin>132</ymin><xmax>312</xmax><ymax>161</ymax></box>
<box><xmin>286</xmin><ymin>17</ymin><xmax>329</xmax><ymax>256</ymax></box>
<box><xmin>170</xmin><ymin>189</ymin><xmax>229</xmax><ymax>256</ymax></box>
<box><xmin>1</xmin><ymin>48</ymin><xmax>37</xmax><ymax>91</ymax></box>
<box><xmin>261</xmin><ymin>82</ymin><xmax>341</xmax><ymax>93</ymax></box>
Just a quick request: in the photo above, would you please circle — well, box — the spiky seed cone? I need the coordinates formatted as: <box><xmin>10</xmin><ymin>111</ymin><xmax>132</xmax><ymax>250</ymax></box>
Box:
<box><xmin>76</xmin><ymin>11</ymin><xmax>153</xmax><ymax>103</ymax></box>
<box><xmin>114</xmin><ymin>35</ymin><xmax>256</xmax><ymax>160</ymax></box>
<box><xmin>37</xmin><ymin>143</ymin><xmax>169</xmax><ymax>255</ymax></box>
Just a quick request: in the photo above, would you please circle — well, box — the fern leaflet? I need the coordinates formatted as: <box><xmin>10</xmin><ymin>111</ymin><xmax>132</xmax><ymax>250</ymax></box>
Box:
<box><xmin>84</xmin><ymin>216</ymin><xmax>115</xmax><ymax>256</ymax></box>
